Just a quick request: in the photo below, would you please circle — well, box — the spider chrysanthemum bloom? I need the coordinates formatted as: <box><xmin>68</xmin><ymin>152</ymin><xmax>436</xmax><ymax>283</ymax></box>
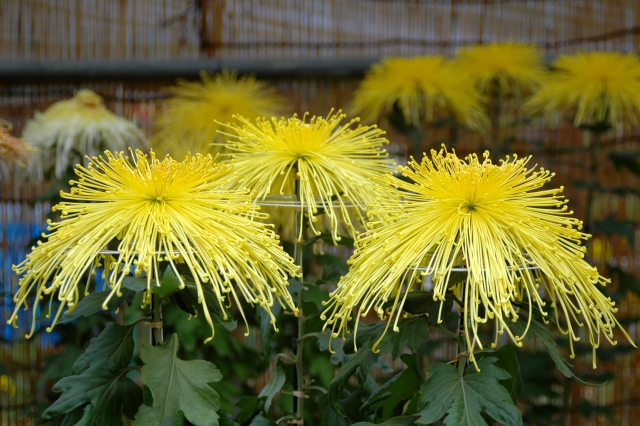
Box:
<box><xmin>23</xmin><ymin>89</ymin><xmax>147</xmax><ymax>181</ymax></box>
<box><xmin>454</xmin><ymin>43</ymin><xmax>547</xmax><ymax>95</ymax></box>
<box><xmin>221</xmin><ymin>111</ymin><xmax>396</xmax><ymax>243</ymax></box>
<box><xmin>524</xmin><ymin>51</ymin><xmax>640</xmax><ymax>127</ymax></box>
<box><xmin>0</xmin><ymin>120</ymin><xmax>35</xmax><ymax>172</ymax></box>
<box><xmin>152</xmin><ymin>70</ymin><xmax>286</xmax><ymax>158</ymax></box>
<box><xmin>348</xmin><ymin>56</ymin><xmax>487</xmax><ymax>130</ymax></box>
<box><xmin>322</xmin><ymin>148</ymin><xmax>634</xmax><ymax>368</ymax></box>
<box><xmin>9</xmin><ymin>150</ymin><xmax>299</xmax><ymax>341</ymax></box>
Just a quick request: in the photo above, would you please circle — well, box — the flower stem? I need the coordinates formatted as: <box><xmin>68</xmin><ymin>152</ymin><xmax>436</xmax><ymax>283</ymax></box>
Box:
<box><xmin>150</xmin><ymin>292</ymin><xmax>163</xmax><ymax>346</ymax></box>
<box><xmin>293</xmin><ymin>179</ymin><xmax>306</xmax><ymax>424</ymax></box>
<box><xmin>456</xmin><ymin>285</ymin><xmax>467</xmax><ymax>376</ymax></box>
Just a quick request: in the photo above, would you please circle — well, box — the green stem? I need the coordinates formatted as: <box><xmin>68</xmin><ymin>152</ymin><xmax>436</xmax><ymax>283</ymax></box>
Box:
<box><xmin>456</xmin><ymin>286</ymin><xmax>467</xmax><ymax>377</ymax></box>
<box><xmin>150</xmin><ymin>293</ymin><xmax>163</xmax><ymax>346</ymax></box>
<box><xmin>293</xmin><ymin>179</ymin><xmax>306</xmax><ymax>423</ymax></box>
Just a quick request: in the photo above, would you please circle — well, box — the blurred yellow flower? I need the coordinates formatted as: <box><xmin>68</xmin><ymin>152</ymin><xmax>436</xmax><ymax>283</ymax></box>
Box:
<box><xmin>152</xmin><ymin>70</ymin><xmax>286</xmax><ymax>158</ymax></box>
<box><xmin>348</xmin><ymin>56</ymin><xmax>487</xmax><ymax>130</ymax></box>
<box><xmin>524</xmin><ymin>51</ymin><xmax>640</xmax><ymax>127</ymax></box>
<box><xmin>222</xmin><ymin>111</ymin><xmax>396</xmax><ymax>243</ymax></box>
<box><xmin>9</xmin><ymin>150</ymin><xmax>299</xmax><ymax>341</ymax></box>
<box><xmin>454</xmin><ymin>43</ymin><xmax>547</xmax><ymax>95</ymax></box>
<box><xmin>322</xmin><ymin>148</ymin><xmax>633</xmax><ymax>369</ymax></box>
<box><xmin>22</xmin><ymin>89</ymin><xmax>147</xmax><ymax>181</ymax></box>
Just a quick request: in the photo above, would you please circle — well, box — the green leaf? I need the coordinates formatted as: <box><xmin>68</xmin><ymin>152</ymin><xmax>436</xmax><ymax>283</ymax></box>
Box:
<box><xmin>317</xmin><ymin>254</ymin><xmax>349</xmax><ymax>283</ymax></box>
<box><xmin>43</xmin><ymin>359</ymin><xmax>142</xmax><ymax>426</ymax></box>
<box><xmin>475</xmin><ymin>345</ymin><xmax>522</xmax><ymax>402</ymax></box>
<box><xmin>258</xmin><ymin>363</ymin><xmax>286</xmax><ymax>412</ymax></box>
<box><xmin>134</xmin><ymin>334</ymin><xmax>223</xmax><ymax>426</ymax></box>
<box><xmin>58</xmin><ymin>290</ymin><xmax>129</xmax><ymax>324</ymax></box>
<box><xmin>257</xmin><ymin>303</ymin><xmax>282</xmax><ymax>364</ymax></box>
<box><xmin>218</xmin><ymin>412</ymin><xmax>241</xmax><ymax>426</ymax></box>
<box><xmin>511</xmin><ymin>317</ymin><xmax>573</xmax><ymax>379</ymax></box>
<box><xmin>178</xmin><ymin>283</ymin><xmax>238</xmax><ymax>332</ymax></box>
<box><xmin>328</xmin><ymin>348</ymin><xmax>379</xmax><ymax>416</ymax></box>
<box><xmin>353</xmin><ymin>416</ymin><xmax>417</xmax><ymax>426</ymax></box>
<box><xmin>72</xmin><ymin>321</ymin><xmax>141</xmax><ymax>374</ymax></box>
<box><xmin>248</xmin><ymin>414</ymin><xmax>276</xmax><ymax>426</ymax></box>
<box><xmin>609</xmin><ymin>151</ymin><xmax>640</xmax><ymax>176</ymax></box>
<box><xmin>385</xmin><ymin>317</ymin><xmax>429</xmax><ymax>359</ymax></box>
<box><xmin>236</xmin><ymin>396</ymin><xmax>265</xmax><ymax>424</ymax></box>
<box><xmin>235</xmin><ymin>396</ymin><xmax>264</xmax><ymax>424</ymax></box>
<box><xmin>60</xmin><ymin>405</ymin><xmax>90</xmax><ymax>426</ymax></box>
<box><xmin>153</xmin><ymin>265</ymin><xmax>183</xmax><ymax>296</ymax></box>
<box><xmin>122</xmin><ymin>277</ymin><xmax>147</xmax><ymax>292</ymax></box>
<box><xmin>363</xmin><ymin>354</ymin><xmax>423</xmax><ymax>421</ymax></box>
<box><xmin>416</xmin><ymin>357</ymin><xmax>522</xmax><ymax>426</ymax></box>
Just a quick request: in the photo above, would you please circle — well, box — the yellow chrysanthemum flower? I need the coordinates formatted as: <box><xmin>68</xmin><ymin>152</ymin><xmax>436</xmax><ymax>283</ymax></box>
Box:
<box><xmin>23</xmin><ymin>90</ymin><xmax>147</xmax><ymax>181</ymax></box>
<box><xmin>524</xmin><ymin>51</ymin><xmax>640</xmax><ymax>127</ymax></box>
<box><xmin>322</xmin><ymin>148</ymin><xmax>634</xmax><ymax>369</ymax></box>
<box><xmin>454</xmin><ymin>43</ymin><xmax>547</xmax><ymax>95</ymax></box>
<box><xmin>348</xmin><ymin>56</ymin><xmax>487</xmax><ymax>130</ymax></box>
<box><xmin>0</xmin><ymin>120</ymin><xmax>35</xmax><ymax>173</ymax></box>
<box><xmin>221</xmin><ymin>111</ymin><xmax>396</xmax><ymax>243</ymax></box>
<box><xmin>9</xmin><ymin>150</ymin><xmax>299</xmax><ymax>341</ymax></box>
<box><xmin>152</xmin><ymin>70</ymin><xmax>286</xmax><ymax>158</ymax></box>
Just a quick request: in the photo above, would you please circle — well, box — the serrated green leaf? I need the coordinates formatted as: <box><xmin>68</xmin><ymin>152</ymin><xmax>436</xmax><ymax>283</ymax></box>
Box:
<box><xmin>72</xmin><ymin>321</ymin><xmax>140</xmax><ymax>374</ymax></box>
<box><xmin>386</xmin><ymin>317</ymin><xmax>429</xmax><ymax>359</ymax></box>
<box><xmin>134</xmin><ymin>334</ymin><xmax>222</xmax><ymax>426</ymax></box>
<box><xmin>43</xmin><ymin>359</ymin><xmax>142</xmax><ymax>426</ymax></box>
<box><xmin>60</xmin><ymin>405</ymin><xmax>90</xmax><ymax>426</ymax></box>
<box><xmin>475</xmin><ymin>345</ymin><xmax>522</xmax><ymax>402</ymax></box>
<box><xmin>58</xmin><ymin>290</ymin><xmax>128</xmax><ymax>324</ymax></box>
<box><xmin>353</xmin><ymin>416</ymin><xmax>417</xmax><ymax>426</ymax></box>
<box><xmin>258</xmin><ymin>363</ymin><xmax>286</xmax><ymax>412</ymax></box>
<box><xmin>328</xmin><ymin>348</ymin><xmax>379</xmax><ymax>416</ymax></box>
<box><xmin>364</xmin><ymin>353</ymin><xmax>423</xmax><ymax>421</ymax></box>
<box><xmin>257</xmin><ymin>303</ymin><xmax>282</xmax><ymax>364</ymax></box>
<box><xmin>320</xmin><ymin>393</ymin><xmax>352</xmax><ymax>426</ymax></box>
<box><xmin>416</xmin><ymin>357</ymin><xmax>522</xmax><ymax>426</ymax></box>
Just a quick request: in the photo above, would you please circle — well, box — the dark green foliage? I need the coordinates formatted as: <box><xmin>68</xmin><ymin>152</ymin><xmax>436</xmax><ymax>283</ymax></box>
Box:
<box><xmin>43</xmin><ymin>359</ymin><xmax>142</xmax><ymax>426</ymax></box>
<box><xmin>363</xmin><ymin>354</ymin><xmax>423</xmax><ymax>421</ymax></box>
<box><xmin>57</xmin><ymin>288</ymin><xmax>133</xmax><ymax>324</ymax></box>
<box><xmin>416</xmin><ymin>357</ymin><xmax>522</xmax><ymax>426</ymax></box>
<box><xmin>134</xmin><ymin>334</ymin><xmax>223</xmax><ymax>426</ymax></box>
<box><xmin>72</xmin><ymin>320</ymin><xmax>141</xmax><ymax>374</ymax></box>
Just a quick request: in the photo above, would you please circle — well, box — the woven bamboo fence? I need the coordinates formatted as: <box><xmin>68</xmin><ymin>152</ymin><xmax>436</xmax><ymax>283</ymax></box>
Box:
<box><xmin>1</xmin><ymin>1</ymin><xmax>640</xmax><ymax>425</ymax></box>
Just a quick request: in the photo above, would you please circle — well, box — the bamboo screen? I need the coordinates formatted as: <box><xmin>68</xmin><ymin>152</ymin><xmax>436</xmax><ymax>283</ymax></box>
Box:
<box><xmin>1</xmin><ymin>1</ymin><xmax>640</xmax><ymax>425</ymax></box>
